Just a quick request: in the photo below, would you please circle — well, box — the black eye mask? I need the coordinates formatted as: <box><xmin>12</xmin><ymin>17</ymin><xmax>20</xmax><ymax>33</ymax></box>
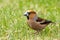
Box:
<box><xmin>27</xmin><ymin>12</ymin><xmax>30</xmax><ymax>15</ymax></box>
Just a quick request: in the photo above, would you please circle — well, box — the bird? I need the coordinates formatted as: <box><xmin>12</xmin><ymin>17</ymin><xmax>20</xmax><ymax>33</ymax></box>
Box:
<box><xmin>24</xmin><ymin>10</ymin><xmax>54</xmax><ymax>34</ymax></box>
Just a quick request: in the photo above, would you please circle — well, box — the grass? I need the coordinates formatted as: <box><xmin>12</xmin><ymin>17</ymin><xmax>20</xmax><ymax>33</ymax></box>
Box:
<box><xmin>0</xmin><ymin>0</ymin><xmax>60</xmax><ymax>40</ymax></box>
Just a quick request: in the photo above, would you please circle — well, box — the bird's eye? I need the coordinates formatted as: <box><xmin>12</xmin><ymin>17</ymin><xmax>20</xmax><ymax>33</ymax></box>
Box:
<box><xmin>27</xmin><ymin>12</ymin><xmax>30</xmax><ymax>15</ymax></box>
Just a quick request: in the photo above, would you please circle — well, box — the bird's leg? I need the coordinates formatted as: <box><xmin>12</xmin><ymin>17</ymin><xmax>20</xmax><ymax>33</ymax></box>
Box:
<box><xmin>33</xmin><ymin>30</ymin><xmax>40</xmax><ymax>35</ymax></box>
<box><xmin>29</xmin><ymin>30</ymin><xmax>39</xmax><ymax>35</ymax></box>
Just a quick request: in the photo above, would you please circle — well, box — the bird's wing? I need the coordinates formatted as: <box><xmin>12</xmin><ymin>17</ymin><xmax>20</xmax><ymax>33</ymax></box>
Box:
<box><xmin>36</xmin><ymin>17</ymin><xmax>52</xmax><ymax>24</ymax></box>
<box><xmin>27</xmin><ymin>20</ymin><xmax>46</xmax><ymax>30</ymax></box>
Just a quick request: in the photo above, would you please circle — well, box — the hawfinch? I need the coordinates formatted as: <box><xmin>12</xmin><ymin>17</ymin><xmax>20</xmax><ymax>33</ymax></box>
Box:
<box><xmin>24</xmin><ymin>10</ymin><xmax>53</xmax><ymax>33</ymax></box>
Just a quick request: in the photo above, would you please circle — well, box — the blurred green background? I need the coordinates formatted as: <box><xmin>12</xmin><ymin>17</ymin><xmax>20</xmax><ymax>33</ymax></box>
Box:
<box><xmin>0</xmin><ymin>0</ymin><xmax>60</xmax><ymax>40</ymax></box>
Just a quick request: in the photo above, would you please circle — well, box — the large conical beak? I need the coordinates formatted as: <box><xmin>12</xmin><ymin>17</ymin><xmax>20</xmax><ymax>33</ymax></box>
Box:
<box><xmin>24</xmin><ymin>12</ymin><xmax>28</xmax><ymax>16</ymax></box>
<box><xmin>24</xmin><ymin>13</ymin><xmax>27</xmax><ymax>16</ymax></box>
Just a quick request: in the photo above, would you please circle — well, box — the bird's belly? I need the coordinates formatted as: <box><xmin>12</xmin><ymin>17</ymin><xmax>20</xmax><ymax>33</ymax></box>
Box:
<box><xmin>31</xmin><ymin>24</ymin><xmax>46</xmax><ymax>30</ymax></box>
<box><xmin>27</xmin><ymin>21</ymin><xmax>47</xmax><ymax>30</ymax></box>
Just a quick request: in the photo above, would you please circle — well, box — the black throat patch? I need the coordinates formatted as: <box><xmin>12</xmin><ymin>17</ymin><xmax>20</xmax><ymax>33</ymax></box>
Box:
<box><xmin>27</xmin><ymin>16</ymin><xmax>29</xmax><ymax>20</ymax></box>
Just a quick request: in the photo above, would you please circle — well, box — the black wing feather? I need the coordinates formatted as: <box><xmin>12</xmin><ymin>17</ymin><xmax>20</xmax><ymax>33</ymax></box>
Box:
<box><xmin>36</xmin><ymin>17</ymin><xmax>52</xmax><ymax>24</ymax></box>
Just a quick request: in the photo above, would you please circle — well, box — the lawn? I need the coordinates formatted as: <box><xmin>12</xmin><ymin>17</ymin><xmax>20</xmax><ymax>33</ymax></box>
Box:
<box><xmin>0</xmin><ymin>0</ymin><xmax>60</xmax><ymax>40</ymax></box>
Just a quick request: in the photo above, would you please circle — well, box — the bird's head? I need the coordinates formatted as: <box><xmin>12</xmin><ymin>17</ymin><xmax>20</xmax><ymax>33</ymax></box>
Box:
<box><xmin>24</xmin><ymin>10</ymin><xmax>37</xmax><ymax>20</ymax></box>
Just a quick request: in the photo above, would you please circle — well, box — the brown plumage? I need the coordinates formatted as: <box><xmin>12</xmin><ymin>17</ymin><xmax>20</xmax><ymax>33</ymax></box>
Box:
<box><xmin>24</xmin><ymin>10</ymin><xmax>53</xmax><ymax>33</ymax></box>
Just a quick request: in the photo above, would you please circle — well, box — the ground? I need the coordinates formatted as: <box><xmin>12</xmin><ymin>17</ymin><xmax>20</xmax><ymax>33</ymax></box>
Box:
<box><xmin>0</xmin><ymin>0</ymin><xmax>60</xmax><ymax>40</ymax></box>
